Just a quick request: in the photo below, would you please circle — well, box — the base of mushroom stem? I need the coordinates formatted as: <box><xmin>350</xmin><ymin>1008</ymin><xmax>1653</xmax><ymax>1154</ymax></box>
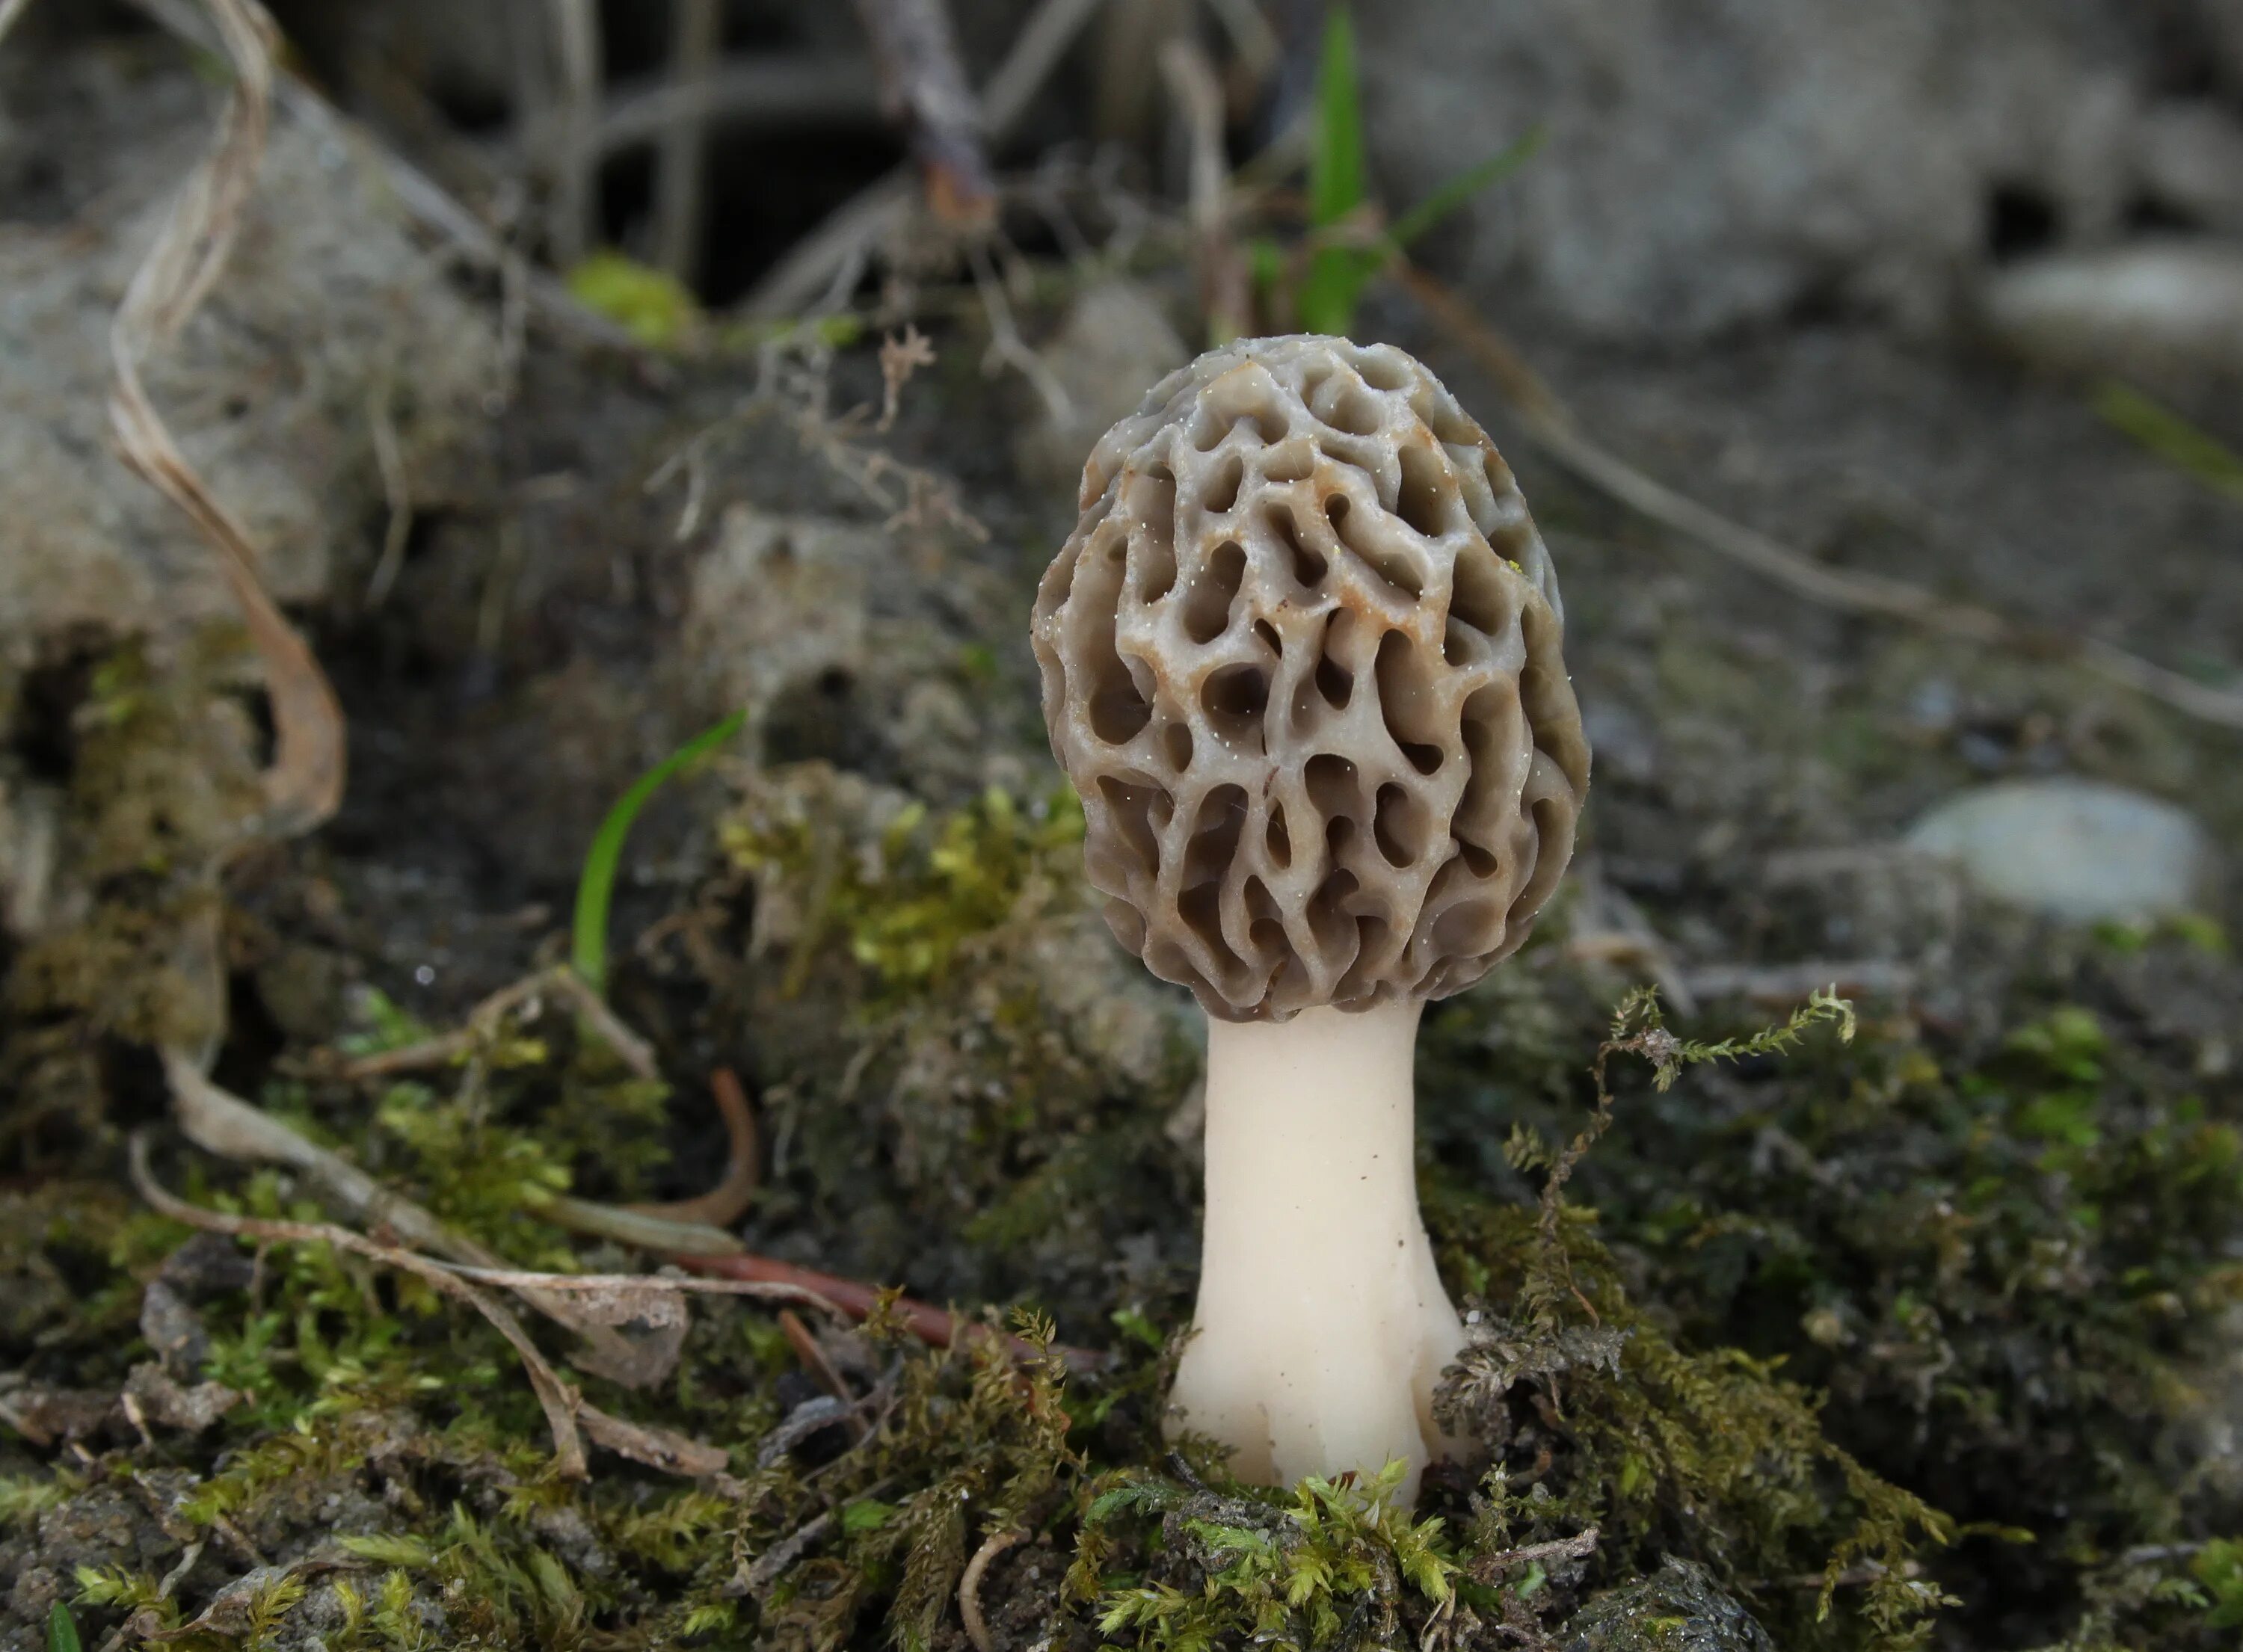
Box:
<box><xmin>1163</xmin><ymin>999</ymin><xmax>1469</xmax><ymax>1506</ymax></box>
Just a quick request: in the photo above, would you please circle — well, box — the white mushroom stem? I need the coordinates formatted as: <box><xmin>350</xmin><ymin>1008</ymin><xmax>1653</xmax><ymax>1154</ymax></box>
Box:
<box><xmin>1167</xmin><ymin>998</ymin><xmax>1465</xmax><ymax>1504</ymax></box>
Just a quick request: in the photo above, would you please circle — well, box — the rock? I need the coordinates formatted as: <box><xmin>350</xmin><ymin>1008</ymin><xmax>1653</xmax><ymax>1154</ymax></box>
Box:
<box><xmin>0</xmin><ymin>46</ymin><xmax>499</xmax><ymax>658</ymax></box>
<box><xmin>1980</xmin><ymin>241</ymin><xmax>2243</xmax><ymax>386</ymax></box>
<box><xmin>1014</xmin><ymin>278</ymin><xmax>1189</xmax><ymax>489</ymax></box>
<box><xmin>681</xmin><ymin>502</ymin><xmax>1033</xmax><ymax>801</ymax></box>
<box><xmin>1358</xmin><ymin>0</ymin><xmax>2155</xmax><ymax>339</ymax></box>
<box><xmin>1563</xmin><ymin>1558</ymin><xmax>1776</xmax><ymax>1652</ymax></box>
<box><xmin>1903</xmin><ymin>778</ymin><xmax>2217</xmax><ymax>924</ymax></box>
<box><xmin>2134</xmin><ymin>101</ymin><xmax>2243</xmax><ymax>235</ymax></box>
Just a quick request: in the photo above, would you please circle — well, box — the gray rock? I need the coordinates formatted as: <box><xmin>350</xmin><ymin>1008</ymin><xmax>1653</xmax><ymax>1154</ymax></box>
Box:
<box><xmin>0</xmin><ymin>49</ymin><xmax>499</xmax><ymax>658</ymax></box>
<box><xmin>1359</xmin><ymin>0</ymin><xmax>2153</xmax><ymax>339</ymax></box>
<box><xmin>680</xmin><ymin>502</ymin><xmax>1034</xmax><ymax>801</ymax></box>
<box><xmin>1563</xmin><ymin>1558</ymin><xmax>1776</xmax><ymax>1652</ymax></box>
<box><xmin>2134</xmin><ymin>102</ymin><xmax>2243</xmax><ymax>235</ymax></box>
<box><xmin>1980</xmin><ymin>241</ymin><xmax>2243</xmax><ymax>386</ymax></box>
<box><xmin>1904</xmin><ymin>777</ymin><xmax>2217</xmax><ymax>924</ymax></box>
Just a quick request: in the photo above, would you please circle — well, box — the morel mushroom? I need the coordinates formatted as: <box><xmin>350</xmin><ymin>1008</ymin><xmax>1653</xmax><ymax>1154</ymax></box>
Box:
<box><xmin>1031</xmin><ymin>336</ymin><xmax>1590</xmax><ymax>1500</ymax></box>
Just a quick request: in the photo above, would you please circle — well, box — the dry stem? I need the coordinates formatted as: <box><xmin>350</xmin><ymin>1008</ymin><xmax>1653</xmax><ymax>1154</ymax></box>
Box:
<box><xmin>959</xmin><ymin>1529</ymin><xmax>1028</xmax><ymax>1652</ymax></box>
<box><xmin>110</xmin><ymin>0</ymin><xmax>346</xmax><ymax>839</ymax></box>
<box><xmin>653</xmin><ymin>0</ymin><xmax>721</xmax><ymax>281</ymax></box>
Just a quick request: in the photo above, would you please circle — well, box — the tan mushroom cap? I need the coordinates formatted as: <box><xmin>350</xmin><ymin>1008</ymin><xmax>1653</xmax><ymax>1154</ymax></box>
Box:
<box><xmin>1032</xmin><ymin>336</ymin><xmax>1590</xmax><ymax>1022</ymax></box>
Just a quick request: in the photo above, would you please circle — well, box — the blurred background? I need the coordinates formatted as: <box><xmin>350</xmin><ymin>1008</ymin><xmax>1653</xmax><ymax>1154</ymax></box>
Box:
<box><xmin>4</xmin><ymin>3</ymin><xmax>2243</xmax><ymax>1650</ymax></box>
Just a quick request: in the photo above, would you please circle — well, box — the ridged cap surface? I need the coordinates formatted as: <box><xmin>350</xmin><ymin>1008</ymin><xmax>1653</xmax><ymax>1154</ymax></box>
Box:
<box><xmin>1032</xmin><ymin>336</ymin><xmax>1590</xmax><ymax>1021</ymax></box>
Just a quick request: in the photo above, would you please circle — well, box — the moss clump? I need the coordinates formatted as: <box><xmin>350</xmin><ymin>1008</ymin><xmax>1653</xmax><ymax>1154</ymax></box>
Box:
<box><xmin>717</xmin><ymin>762</ymin><xmax>1199</xmax><ymax>1327</ymax></box>
<box><xmin>2</xmin><ymin>635</ymin><xmax>267</xmax><ymax>1146</ymax></box>
<box><xmin>1419</xmin><ymin>934</ymin><xmax>2243</xmax><ymax>1651</ymax></box>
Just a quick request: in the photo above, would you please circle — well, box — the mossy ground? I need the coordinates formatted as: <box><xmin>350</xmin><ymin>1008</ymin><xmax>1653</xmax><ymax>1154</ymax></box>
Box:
<box><xmin>7</xmin><ymin>301</ymin><xmax>2243</xmax><ymax>1651</ymax></box>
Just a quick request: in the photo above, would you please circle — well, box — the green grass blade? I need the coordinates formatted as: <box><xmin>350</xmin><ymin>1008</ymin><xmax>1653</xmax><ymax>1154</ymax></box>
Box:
<box><xmin>2094</xmin><ymin>380</ymin><xmax>2243</xmax><ymax>502</ymax></box>
<box><xmin>570</xmin><ymin>711</ymin><xmax>745</xmax><ymax>997</ymax></box>
<box><xmin>1300</xmin><ymin>2</ymin><xmax>1370</xmax><ymax>335</ymax></box>
<box><xmin>49</xmin><ymin>1603</ymin><xmax>82</xmax><ymax>1652</ymax></box>
<box><xmin>1308</xmin><ymin>4</ymin><xmax>1366</xmax><ymax>231</ymax></box>
<box><xmin>1385</xmin><ymin>125</ymin><xmax>1546</xmax><ymax>250</ymax></box>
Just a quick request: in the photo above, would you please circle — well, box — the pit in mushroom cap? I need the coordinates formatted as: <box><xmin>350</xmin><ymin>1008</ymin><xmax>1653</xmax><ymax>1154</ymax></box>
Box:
<box><xmin>1032</xmin><ymin>334</ymin><xmax>1591</xmax><ymax>1022</ymax></box>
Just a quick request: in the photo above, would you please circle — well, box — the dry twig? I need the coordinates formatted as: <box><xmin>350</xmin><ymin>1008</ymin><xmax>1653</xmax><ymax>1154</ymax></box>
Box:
<box><xmin>1395</xmin><ymin>262</ymin><xmax>2243</xmax><ymax>733</ymax></box>
<box><xmin>161</xmin><ymin>1050</ymin><xmax>664</xmax><ymax>1382</ymax></box>
<box><xmin>130</xmin><ymin>1139</ymin><xmax>786</xmax><ymax>1478</ymax></box>
<box><xmin>745</xmin><ymin>0</ymin><xmax>1110</xmax><ymax>317</ymax></box>
<box><xmin>1468</xmin><ymin>1527</ymin><xmax>1600</xmax><ymax>1583</ymax></box>
<box><xmin>778</xmin><ymin>1309</ymin><xmax>871</xmax><ymax>1443</ymax></box>
<box><xmin>855</xmin><ymin>0</ymin><xmax>996</xmax><ymax>226</ymax></box>
<box><xmin>547</xmin><ymin>0</ymin><xmax>601</xmax><ymax>266</ymax></box>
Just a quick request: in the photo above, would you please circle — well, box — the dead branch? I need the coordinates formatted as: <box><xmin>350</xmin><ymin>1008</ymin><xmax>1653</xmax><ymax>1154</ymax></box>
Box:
<box><xmin>109</xmin><ymin>0</ymin><xmax>346</xmax><ymax>840</ymax></box>
<box><xmin>855</xmin><ymin>0</ymin><xmax>996</xmax><ymax>226</ymax></box>
<box><xmin>959</xmin><ymin>1529</ymin><xmax>1029</xmax><ymax>1652</ymax></box>
<box><xmin>744</xmin><ymin>0</ymin><xmax>1110</xmax><ymax>318</ymax></box>
<box><xmin>1468</xmin><ymin>1527</ymin><xmax>1600</xmax><ymax>1583</ymax></box>
<box><xmin>1394</xmin><ymin>262</ymin><xmax>2243</xmax><ymax>734</ymax></box>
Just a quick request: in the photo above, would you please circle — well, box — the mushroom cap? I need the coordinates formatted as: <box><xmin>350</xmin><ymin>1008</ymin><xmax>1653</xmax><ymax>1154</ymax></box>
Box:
<box><xmin>1032</xmin><ymin>336</ymin><xmax>1590</xmax><ymax>1022</ymax></box>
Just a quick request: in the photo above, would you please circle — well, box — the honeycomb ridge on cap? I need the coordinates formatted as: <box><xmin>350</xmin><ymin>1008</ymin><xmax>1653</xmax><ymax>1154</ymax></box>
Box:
<box><xmin>1031</xmin><ymin>335</ymin><xmax>1590</xmax><ymax>1022</ymax></box>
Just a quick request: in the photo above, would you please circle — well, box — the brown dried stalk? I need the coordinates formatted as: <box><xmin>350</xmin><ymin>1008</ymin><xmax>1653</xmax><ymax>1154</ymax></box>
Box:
<box><xmin>108</xmin><ymin>0</ymin><xmax>345</xmax><ymax>838</ymax></box>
